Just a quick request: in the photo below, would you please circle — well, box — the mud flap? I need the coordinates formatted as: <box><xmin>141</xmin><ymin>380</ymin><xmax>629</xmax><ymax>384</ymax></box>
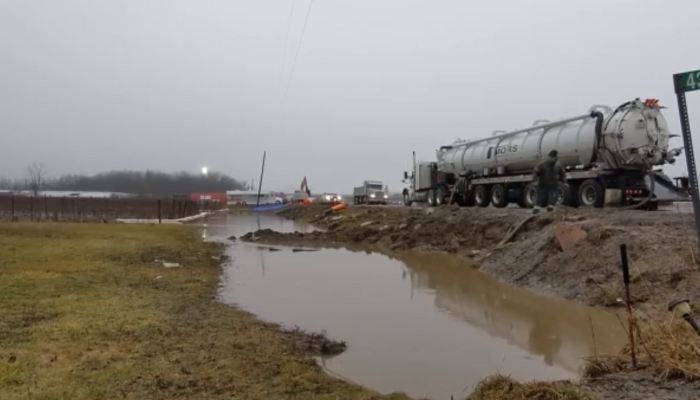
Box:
<box><xmin>604</xmin><ymin>189</ymin><xmax>622</xmax><ymax>206</ymax></box>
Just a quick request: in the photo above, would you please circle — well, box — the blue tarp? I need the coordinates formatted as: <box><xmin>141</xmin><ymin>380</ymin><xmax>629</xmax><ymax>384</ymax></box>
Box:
<box><xmin>251</xmin><ymin>204</ymin><xmax>288</xmax><ymax>212</ymax></box>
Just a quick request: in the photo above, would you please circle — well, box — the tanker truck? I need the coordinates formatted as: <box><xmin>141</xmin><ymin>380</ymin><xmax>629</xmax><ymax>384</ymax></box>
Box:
<box><xmin>402</xmin><ymin>98</ymin><xmax>690</xmax><ymax>209</ymax></box>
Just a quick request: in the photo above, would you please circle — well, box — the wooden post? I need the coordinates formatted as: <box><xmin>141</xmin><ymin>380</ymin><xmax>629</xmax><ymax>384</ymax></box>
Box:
<box><xmin>30</xmin><ymin>196</ymin><xmax>34</xmax><ymax>221</ymax></box>
<box><xmin>620</xmin><ymin>244</ymin><xmax>637</xmax><ymax>368</ymax></box>
<box><xmin>158</xmin><ymin>199</ymin><xmax>162</xmax><ymax>224</ymax></box>
<box><xmin>44</xmin><ymin>195</ymin><xmax>49</xmax><ymax>220</ymax></box>
<box><xmin>11</xmin><ymin>195</ymin><xmax>15</xmax><ymax>222</ymax></box>
<box><xmin>177</xmin><ymin>201</ymin><xmax>182</xmax><ymax>219</ymax></box>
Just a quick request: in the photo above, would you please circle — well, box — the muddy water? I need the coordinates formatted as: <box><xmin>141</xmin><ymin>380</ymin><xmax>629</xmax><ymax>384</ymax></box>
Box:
<box><xmin>207</xmin><ymin>213</ymin><xmax>627</xmax><ymax>400</ymax></box>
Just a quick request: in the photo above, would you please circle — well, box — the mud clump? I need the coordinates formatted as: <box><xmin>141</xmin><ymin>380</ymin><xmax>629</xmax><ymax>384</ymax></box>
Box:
<box><xmin>281</xmin><ymin>326</ymin><xmax>347</xmax><ymax>356</ymax></box>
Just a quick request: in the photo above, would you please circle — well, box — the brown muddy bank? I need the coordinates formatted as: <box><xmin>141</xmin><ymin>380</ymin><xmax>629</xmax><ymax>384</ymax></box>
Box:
<box><xmin>242</xmin><ymin>204</ymin><xmax>699</xmax><ymax>312</ymax></box>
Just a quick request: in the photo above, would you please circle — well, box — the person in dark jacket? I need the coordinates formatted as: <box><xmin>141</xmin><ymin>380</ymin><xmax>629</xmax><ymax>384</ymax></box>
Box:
<box><xmin>532</xmin><ymin>150</ymin><xmax>567</xmax><ymax>214</ymax></box>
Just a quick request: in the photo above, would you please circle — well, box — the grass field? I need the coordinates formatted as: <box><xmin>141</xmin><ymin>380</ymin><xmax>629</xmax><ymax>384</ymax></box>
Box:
<box><xmin>0</xmin><ymin>223</ymin><xmax>409</xmax><ymax>400</ymax></box>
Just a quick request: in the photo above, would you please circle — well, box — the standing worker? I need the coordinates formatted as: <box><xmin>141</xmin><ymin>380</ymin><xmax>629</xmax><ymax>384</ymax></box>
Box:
<box><xmin>532</xmin><ymin>150</ymin><xmax>567</xmax><ymax>214</ymax></box>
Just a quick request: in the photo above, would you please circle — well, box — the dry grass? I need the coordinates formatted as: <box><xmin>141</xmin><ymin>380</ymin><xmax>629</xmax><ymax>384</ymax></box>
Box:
<box><xmin>465</xmin><ymin>375</ymin><xmax>594</xmax><ymax>400</ymax></box>
<box><xmin>0</xmin><ymin>223</ymin><xmax>410</xmax><ymax>400</ymax></box>
<box><xmin>583</xmin><ymin>313</ymin><xmax>700</xmax><ymax>382</ymax></box>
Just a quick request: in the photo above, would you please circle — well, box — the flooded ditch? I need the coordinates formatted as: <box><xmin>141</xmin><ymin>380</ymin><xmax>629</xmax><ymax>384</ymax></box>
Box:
<box><xmin>205</xmin><ymin>213</ymin><xmax>628</xmax><ymax>399</ymax></box>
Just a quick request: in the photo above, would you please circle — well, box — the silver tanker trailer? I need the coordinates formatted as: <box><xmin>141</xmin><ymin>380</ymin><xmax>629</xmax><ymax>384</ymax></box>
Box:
<box><xmin>402</xmin><ymin>98</ymin><xmax>690</xmax><ymax>209</ymax></box>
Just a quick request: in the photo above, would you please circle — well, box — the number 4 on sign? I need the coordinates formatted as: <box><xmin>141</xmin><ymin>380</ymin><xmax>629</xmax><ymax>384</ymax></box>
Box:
<box><xmin>680</xmin><ymin>69</ymin><xmax>700</xmax><ymax>93</ymax></box>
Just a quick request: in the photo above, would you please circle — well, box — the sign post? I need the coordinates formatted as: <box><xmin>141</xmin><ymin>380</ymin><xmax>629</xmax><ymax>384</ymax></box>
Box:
<box><xmin>673</xmin><ymin>69</ymin><xmax>700</xmax><ymax>257</ymax></box>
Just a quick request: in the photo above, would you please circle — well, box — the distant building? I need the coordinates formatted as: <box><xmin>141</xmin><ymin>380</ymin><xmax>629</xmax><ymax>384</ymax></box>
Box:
<box><xmin>37</xmin><ymin>191</ymin><xmax>138</xmax><ymax>198</ymax></box>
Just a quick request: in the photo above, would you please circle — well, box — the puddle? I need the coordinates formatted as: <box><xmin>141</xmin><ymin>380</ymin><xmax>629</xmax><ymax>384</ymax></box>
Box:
<box><xmin>207</xmin><ymin>213</ymin><xmax>627</xmax><ymax>399</ymax></box>
<box><xmin>202</xmin><ymin>212</ymin><xmax>318</xmax><ymax>240</ymax></box>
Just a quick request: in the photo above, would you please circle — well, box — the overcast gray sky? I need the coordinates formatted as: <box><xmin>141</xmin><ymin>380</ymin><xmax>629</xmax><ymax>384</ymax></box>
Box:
<box><xmin>1</xmin><ymin>0</ymin><xmax>699</xmax><ymax>194</ymax></box>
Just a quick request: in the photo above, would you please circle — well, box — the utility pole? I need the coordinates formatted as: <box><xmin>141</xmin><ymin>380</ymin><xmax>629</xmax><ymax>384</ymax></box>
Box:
<box><xmin>256</xmin><ymin>151</ymin><xmax>266</xmax><ymax>207</ymax></box>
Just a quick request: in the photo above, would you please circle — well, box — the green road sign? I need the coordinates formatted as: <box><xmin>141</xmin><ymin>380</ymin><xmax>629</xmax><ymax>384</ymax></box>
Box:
<box><xmin>675</xmin><ymin>69</ymin><xmax>700</xmax><ymax>93</ymax></box>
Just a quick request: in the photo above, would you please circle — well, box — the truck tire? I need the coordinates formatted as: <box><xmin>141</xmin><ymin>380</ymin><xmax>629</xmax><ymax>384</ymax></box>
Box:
<box><xmin>436</xmin><ymin>187</ymin><xmax>447</xmax><ymax>206</ymax></box>
<box><xmin>456</xmin><ymin>192</ymin><xmax>474</xmax><ymax>207</ymax></box>
<box><xmin>566</xmin><ymin>182</ymin><xmax>580</xmax><ymax>208</ymax></box>
<box><xmin>490</xmin><ymin>184</ymin><xmax>509</xmax><ymax>208</ymax></box>
<box><xmin>556</xmin><ymin>182</ymin><xmax>573</xmax><ymax>206</ymax></box>
<box><xmin>523</xmin><ymin>183</ymin><xmax>537</xmax><ymax>208</ymax></box>
<box><xmin>578</xmin><ymin>179</ymin><xmax>605</xmax><ymax>208</ymax></box>
<box><xmin>403</xmin><ymin>192</ymin><xmax>412</xmax><ymax>207</ymax></box>
<box><xmin>427</xmin><ymin>189</ymin><xmax>436</xmax><ymax>207</ymax></box>
<box><xmin>474</xmin><ymin>185</ymin><xmax>490</xmax><ymax>208</ymax></box>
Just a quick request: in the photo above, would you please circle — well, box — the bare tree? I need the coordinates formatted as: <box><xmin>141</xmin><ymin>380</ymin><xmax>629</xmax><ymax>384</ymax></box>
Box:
<box><xmin>25</xmin><ymin>162</ymin><xmax>46</xmax><ymax>196</ymax></box>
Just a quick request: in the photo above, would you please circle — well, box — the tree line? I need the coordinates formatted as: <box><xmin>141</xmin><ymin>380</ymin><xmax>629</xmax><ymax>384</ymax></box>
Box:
<box><xmin>0</xmin><ymin>163</ymin><xmax>249</xmax><ymax>196</ymax></box>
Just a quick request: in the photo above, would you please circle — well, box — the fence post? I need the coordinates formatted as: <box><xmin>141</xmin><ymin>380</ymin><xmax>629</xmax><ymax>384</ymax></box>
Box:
<box><xmin>11</xmin><ymin>195</ymin><xmax>15</xmax><ymax>222</ymax></box>
<box><xmin>30</xmin><ymin>196</ymin><xmax>34</xmax><ymax>221</ymax></box>
<box><xmin>44</xmin><ymin>195</ymin><xmax>49</xmax><ymax>220</ymax></box>
<box><xmin>158</xmin><ymin>199</ymin><xmax>162</xmax><ymax>224</ymax></box>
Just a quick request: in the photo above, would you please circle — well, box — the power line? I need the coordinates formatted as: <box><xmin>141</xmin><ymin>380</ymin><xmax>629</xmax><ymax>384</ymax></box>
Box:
<box><xmin>276</xmin><ymin>0</ymin><xmax>296</xmax><ymax>95</ymax></box>
<box><xmin>280</xmin><ymin>0</ymin><xmax>314</xmax><ymax>111</ymax></box>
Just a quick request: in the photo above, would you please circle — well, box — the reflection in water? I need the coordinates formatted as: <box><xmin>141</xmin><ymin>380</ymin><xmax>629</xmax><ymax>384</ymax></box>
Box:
<box><xmin>378</xmin><ymin>249</ymin><xmax>627</xmax><ymax>375</ymax></box>
<box><xmin>207</xmin><ymin>214</ymin><xmax>626</xmax><ymax>400</ymax></box>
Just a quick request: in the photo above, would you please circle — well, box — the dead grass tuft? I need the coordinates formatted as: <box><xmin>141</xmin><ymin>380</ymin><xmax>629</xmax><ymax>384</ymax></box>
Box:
<box><xmin>467</xmin><ymin>374</ymin><xmax>595</xmax><ymax>400</ymax></box>
<box><xmin>583</xmin><ymin>313</ymin><xmax>700</xmax><ymax>383</ymax></box>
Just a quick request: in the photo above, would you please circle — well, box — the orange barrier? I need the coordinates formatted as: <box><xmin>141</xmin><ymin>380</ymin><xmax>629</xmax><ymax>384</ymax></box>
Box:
<box><xmin>331</xmin><ymin>203</ymin><xmax>347</xmax><ymax>212</ymax></box>
<box><xmin>300</xmin><ymin>199</ymin><xmax>312</xmax><ymax>206</ymax></box>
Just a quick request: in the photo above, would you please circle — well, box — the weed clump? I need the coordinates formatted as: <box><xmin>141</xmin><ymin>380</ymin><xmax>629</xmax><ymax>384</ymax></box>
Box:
<box><xmin>467</xmin><ymin>374</ymin><xmax>595</xmax><ymax>400</ymax></box>
<box><xmin>584</xmin><ymin>314</ymin><xmax>700</xmax><ymax>382</ymax></box>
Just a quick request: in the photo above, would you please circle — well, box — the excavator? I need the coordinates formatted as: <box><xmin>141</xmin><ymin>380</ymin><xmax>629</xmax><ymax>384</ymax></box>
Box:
<box><xmin>292</xmin><ymin>176</ymin><xmax>313</xmax><ymax>205</ymax></box>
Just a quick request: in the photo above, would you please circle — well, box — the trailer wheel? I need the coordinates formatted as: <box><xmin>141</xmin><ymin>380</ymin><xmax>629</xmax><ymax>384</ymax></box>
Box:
<box><xmin>489</xmin><ymin>184</ymin><xmax>509</xmax><ymax>208</ymax></box>
<box><xmin>474</xmin><ymin>185</ymin><xmax>490</xmax><ymax>208</ymax></box>
<box><xmin>456</xmin><ymin>192</ymin><xmax>474</xmax><ymax>207</ymax></box>
<box><xmin>578</xmin><ymin>179</ymin><xmax>605</xmax><ymax>208</ymax></box>
<box><xmin>523</xmin><ymin>183</ymin><xmax>538</xmax><ymax>208</ymax></box>
<box><xmin>403</xmin><ymin>192</ymin><xmax>412</xmax><ymax>207</ymax></box>
<box><xmin>567</xmin><ymin>182</ymin><xmax>581</xmax><ymax>208</ymax></box>
<box><xmin>556</xmin><ymin>182</ymin><xmax>574</xmax><ymax>206</ymax></box>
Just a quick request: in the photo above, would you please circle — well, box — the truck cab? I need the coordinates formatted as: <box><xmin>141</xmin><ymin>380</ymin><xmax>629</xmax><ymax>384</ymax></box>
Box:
<box><xmin>353</xmin><ymin>180</ymin><xmax>387</xmax><ymax>205</ymax></box>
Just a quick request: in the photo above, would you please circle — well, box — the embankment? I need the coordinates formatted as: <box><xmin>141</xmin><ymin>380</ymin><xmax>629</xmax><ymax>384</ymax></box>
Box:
<box><xmin>243</xmin><ymin>204</ymin><xmax>698</xmax><ymax>312</ymax></box>
<box><xmin>240</xmin><ymin>204</ymin><xmax>700</xmax><ymax>400</ymax></box>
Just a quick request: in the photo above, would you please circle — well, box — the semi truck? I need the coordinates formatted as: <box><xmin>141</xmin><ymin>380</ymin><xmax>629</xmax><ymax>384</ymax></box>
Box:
<box><xmin>353</xmin><ymin>180</ymin><xmax>388</xmax><ymax>205</ymax></box>
<box><xmin>402</xmin><ymin>98</ymin><xmax>690</xmax><ymax>210</ymax></box>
